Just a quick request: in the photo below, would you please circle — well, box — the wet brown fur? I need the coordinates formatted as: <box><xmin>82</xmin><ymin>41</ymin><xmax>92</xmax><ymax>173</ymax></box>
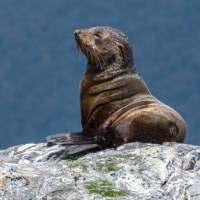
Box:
<box><xmin>76</xmin><ymin>26</ymin><xmax>187</xmax><ymax>146</ymax></box>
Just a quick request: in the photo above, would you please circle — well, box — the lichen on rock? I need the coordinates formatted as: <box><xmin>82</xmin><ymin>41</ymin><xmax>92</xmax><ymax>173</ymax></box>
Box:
<box><xmin>0</xmin><ymin>142</ymin><xmax>200</xmax><ymax>199</ymax></box>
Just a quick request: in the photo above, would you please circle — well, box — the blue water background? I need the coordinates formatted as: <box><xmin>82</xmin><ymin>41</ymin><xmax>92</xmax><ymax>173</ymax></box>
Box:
<box><xmin>0</xmin><ymin>0</ymin><xmax>199</xmax><ymax>148</ymax></box>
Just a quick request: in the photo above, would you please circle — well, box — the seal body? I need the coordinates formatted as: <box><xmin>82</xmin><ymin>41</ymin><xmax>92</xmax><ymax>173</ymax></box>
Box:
<box><xmin>47</xmin><ymin>26</ymin><xmax>187</xmax><ymax>151</ymax></box>
<box><xmin>76</xmin><ymin>26</ymin><xmax>186</xmax><ymax>146</ymax></box>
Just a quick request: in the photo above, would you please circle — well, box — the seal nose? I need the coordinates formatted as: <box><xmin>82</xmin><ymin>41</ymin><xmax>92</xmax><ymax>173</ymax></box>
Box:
<box><xmin>74</xmin><ymin>30</ymin><xmax>81</xmax><ymax>38</ymax></box>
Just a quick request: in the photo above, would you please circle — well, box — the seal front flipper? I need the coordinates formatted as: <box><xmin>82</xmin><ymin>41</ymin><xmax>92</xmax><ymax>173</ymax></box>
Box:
<box><xmin>46</xmin><ymin>132</ymin><xmax>97</xmax><ymax>146</ymax></box>
<box><xmin>46</xmin><ymin>132</ymin><xmax>102</xmax><ymax>159</ymax></box>
<box><xmin>43</xmin><ymin>143</ymin><xmax>100</xmax><ymax>160</ymax></box>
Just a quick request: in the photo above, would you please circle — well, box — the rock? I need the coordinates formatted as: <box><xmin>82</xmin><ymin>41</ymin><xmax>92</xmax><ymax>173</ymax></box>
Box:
<box><xmin>0</xmin><ymin>142</ymin><xmax>200</xmax><ymax>199</ymax></box>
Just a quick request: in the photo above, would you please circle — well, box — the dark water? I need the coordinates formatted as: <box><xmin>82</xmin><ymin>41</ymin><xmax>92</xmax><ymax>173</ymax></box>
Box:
<box><xmin>0</xmin><ymin>0</ymin><xmax>199</xmax><ymax>148</ymax></box>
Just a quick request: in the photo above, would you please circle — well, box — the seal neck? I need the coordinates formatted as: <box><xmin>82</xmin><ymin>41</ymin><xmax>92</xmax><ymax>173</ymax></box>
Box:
<box><xmin>86</xmin><ymin>62</ymin><xmax>137</xmax><ymax>82</ymax></box>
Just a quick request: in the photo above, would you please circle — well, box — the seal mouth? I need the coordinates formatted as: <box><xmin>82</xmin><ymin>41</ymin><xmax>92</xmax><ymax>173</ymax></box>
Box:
<box><xmin>74</xmin><ymin>30</ymin><xmax>105</xmax><ymax>69</ymax></box>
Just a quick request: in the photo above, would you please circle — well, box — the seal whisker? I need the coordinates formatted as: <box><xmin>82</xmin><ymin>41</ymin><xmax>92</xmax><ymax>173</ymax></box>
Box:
<box><xmin>75</xmin><ymin>42</ymin><xmax>83</xmax><ymax>62</ymax></box>
<box><xmin>90</xmin><ymin>48</ymin><xmax>99</xmax><ymax>68</ymax></box>
<box><xmin>86</xmin><ymin>45</ymin><xmax>95</xmax><ymax>65</ymax></box>
<box><xmin>88</xmin><ymin>49</ymin><xmax>94</xmax><ymax>64</ymax></box>
<box><xmin>93</xmin><ymin>50</ymin><xmax>102</xmax><ymax>70</ymax></box>
<box><xmin>90</xmin><ymin>49</ymin><xmax>97</xmax><ymax>66</ymax></box>
<box><xmin>80</xmin><ymin>40</ymin><xmax>92</xmax><ymax>64</ymax></box>
<box><xmin>98</xmin><ymin>53</ymin><xmax>106</xmax><ymax>67</ymax></box>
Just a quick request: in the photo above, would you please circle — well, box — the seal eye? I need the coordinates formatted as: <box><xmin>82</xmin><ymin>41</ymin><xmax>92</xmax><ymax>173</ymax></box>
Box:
<box><xmin>94</xmin><ymin>33</ymin><xmax>102</xmax><ymax>44</ymax></box>
<box><xmin>94</xmin><ymin>32</ymin><xmax>102</xmax><ymax>38</ymax></box>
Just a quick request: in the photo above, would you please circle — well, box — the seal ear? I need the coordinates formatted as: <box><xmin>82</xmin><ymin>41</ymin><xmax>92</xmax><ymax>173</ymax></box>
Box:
<box><xmin>118</xmin><ymin>44</ymin><xmax>125</xmax><ymax>62</ymax></box>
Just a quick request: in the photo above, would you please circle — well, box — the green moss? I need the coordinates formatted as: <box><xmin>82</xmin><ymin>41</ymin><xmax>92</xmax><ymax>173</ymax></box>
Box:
<box><xmin>71</xmin><ymin>162</ymin><xmax>88</xmax><ymax>173</ymax></box>
<box><xmin>65</xmin><ymin>159</ymin><xmax>88</xmax><ymax>173</ymax></box>
<box><xmin>84</xmin><ymin>179</ymin><xmax>128</xmax><ymax>197</ymax></box>
<box><xmin>80</xmin><ymin>163</ymin><xmax>88</xmax><ymax>171</ymax></box>
<box><xmin>75</xmin><ymin>163</ymin><xmax>88</xmax><ymax>172</ymax></box>
<box><xmin>112</xmin><ymin>152</ymin><xmax>132</xmax><ymax>159</ymax></box>
<box><xmin>96</xmin><ymin>160</ymin><xmax>120</xmax><ymax>173</ymax></box>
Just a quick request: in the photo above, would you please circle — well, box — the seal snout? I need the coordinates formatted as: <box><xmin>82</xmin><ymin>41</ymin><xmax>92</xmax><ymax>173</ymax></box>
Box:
<box><xmin>74</xmin><ymin>30</ymin><xmax>81</xmax><ymax>40</ymax></box>
<box><xmin>74</xmin><ymin>29</ymin><xmax>87</xmax><ymax>46</ymax></box>
<box><xmin>74</xmin><ymin>29</ymin><xmax>81</xmax><ymax>35</ymax></box>
<box><xmin>74</xmin><ymin>29</ymin><xmax>89</xmax><ymax>41</ymax></box>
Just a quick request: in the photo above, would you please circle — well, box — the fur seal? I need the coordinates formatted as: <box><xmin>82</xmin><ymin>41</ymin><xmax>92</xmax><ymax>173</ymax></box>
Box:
<box><xmin>47</xmin><ymin>26</ymin><xmax>187</xmax><ymax>153</ymax></box>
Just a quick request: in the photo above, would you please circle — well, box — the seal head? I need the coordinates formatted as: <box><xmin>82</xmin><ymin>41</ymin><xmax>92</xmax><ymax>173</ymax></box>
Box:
<box><xmin>75</xmin><ymin>26</ymin><xmax>135</xmax><ymax>77</ymax></box>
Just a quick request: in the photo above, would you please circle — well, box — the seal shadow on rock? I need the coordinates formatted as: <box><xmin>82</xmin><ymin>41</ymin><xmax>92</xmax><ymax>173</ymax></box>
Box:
<box><xmin>47</xmin><ymin>26</ymin><xmax>187</xmax><ymax>158</ymax></box>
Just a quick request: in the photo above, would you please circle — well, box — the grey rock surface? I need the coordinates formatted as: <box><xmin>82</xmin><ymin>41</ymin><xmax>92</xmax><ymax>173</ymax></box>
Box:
<box><xmin>0</xmin><ymin>142</ymin><xmax>200</xmax><ymax>200</ymax></box>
